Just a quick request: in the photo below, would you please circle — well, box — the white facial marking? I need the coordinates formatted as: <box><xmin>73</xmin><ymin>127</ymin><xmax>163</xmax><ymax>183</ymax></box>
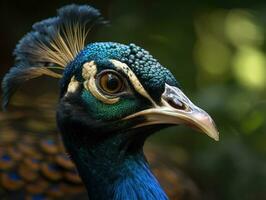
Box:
<box><xmin>65</xmin><ymin>76</ymin><xmax>80</xmax><ymax>96</ymax></box>
<box><xmin>109</xmin><ymin>59</ymin><xmax>158</xmax><ymax>107</ymax></box>
<box><xmin>82</xmin><ymin>61</ymin><xmax>120</xmax><ymax>104</ymax></box>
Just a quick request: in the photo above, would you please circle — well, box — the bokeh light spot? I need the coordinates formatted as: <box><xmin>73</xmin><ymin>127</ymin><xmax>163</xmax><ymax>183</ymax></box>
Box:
<box><xmin>225</xmin><ymin>10</ymin><xmax>264</xmax><ymax>47</ymax></box>
<box><xmin>232</xmin><ymin>46</ymin><xmax>266</xmax><ymax>91</ymax></box>
<box><xmin>194</xmin><ymin>35</ymin><xmax>231</xmax><ymax>76</ymax></box>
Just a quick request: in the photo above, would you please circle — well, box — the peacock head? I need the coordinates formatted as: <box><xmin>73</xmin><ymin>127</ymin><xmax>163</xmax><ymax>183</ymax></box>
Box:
<box><xmin>57</xmin><ymin>41</ymin><xmax>219</xmax><ymax>152</ymax></box>
<box><xmin>2</xmin><ymin>4</ymin><xmax>218</xmax><ymax>159</ymax></box>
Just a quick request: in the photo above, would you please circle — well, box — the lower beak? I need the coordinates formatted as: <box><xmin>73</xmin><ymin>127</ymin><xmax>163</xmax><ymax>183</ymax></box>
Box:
<box><xmin>124</xmin><ymin>84</ymin><xmax>219</xmax><ymax>141</ymax></box>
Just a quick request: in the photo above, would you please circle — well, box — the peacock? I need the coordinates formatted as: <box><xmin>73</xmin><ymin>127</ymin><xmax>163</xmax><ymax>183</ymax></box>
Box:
<box><xmin>1</xmin><ymin>4</ymin><xmax>219</xmax><ymax>200</ymax></box>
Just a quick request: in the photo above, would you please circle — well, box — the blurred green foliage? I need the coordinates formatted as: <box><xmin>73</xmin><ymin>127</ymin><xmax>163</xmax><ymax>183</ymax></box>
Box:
<box><xmin>0</xmin><ymin>0</ymin><xmax>265</xmax><ymax>199</ymax></box>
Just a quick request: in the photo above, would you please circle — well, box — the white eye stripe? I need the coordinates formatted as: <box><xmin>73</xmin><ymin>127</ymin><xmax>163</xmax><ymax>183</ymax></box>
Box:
<box><xmin>109</xmin><ymin>59</ymin><xmax>158</xmax><ymax>107</ymax></box>
<box><xmin>65</xmin><ymin>76</ymin><xmax>80</xmax><ymax>97</ymax></box>
<box><xmin>82</xmin><ymin>61</ymin><xmax>120</xmax><ymax>104</ymax></box>
<box><xmin>66</xmin><ymin>60</ymin><xmax>158</xmax><ymax>106</ymax></box>
<box><xmin>65</xmin><ymin>62</ymin><xmax>119</xmax><ymax>104</ymax></box>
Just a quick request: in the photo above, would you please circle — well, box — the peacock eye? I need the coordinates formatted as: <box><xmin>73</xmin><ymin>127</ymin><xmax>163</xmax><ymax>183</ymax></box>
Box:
<box><xmin>97</xmin><ymin>71</ymin><xmax>124</xmax><ymax>95</ymax></box>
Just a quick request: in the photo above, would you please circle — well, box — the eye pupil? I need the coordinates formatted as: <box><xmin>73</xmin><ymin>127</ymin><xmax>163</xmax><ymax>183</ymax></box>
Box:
<box><xmin>106</xmin><ymin>74</ymin><xmax>120</xmax><ymax>91</ymax></box>
<box><xmin>99</xmin><ymin>72</ymin><xmax>123</xmax><ymax>94</ymax></box>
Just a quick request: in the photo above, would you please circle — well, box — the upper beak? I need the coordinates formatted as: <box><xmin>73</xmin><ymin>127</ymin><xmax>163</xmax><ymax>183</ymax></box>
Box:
<box><xmin>124</xmin><ymin>84</ymin><xmax>219</xmax><ymax>141</ymax></box>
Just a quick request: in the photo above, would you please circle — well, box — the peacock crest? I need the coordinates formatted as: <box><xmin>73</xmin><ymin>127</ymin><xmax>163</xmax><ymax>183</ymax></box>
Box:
<box><xmin>2</xmin><ymin>4</ymin><xmax>106</xmax><ymax>109</ymax></box>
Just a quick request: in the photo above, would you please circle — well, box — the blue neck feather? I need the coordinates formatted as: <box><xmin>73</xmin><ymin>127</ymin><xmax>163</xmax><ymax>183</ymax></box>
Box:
<box><xmin>57</xmin><ymin>97</ymin><xmax>169</xmax><ymax>200</ymax></box>
<box><xmin>60</xmin><ymin>125</ymin><xmax>168</xmax><ymax>200</ymax></box>
<box><xmin>111</xmin><ymin>153</ymin><xmax>168</xmax><ymax>200</ymax></box>
<box><xmin>73</xmin><ymin>148</ymin><xmax>168</xmax><ymax>200</ymax></box>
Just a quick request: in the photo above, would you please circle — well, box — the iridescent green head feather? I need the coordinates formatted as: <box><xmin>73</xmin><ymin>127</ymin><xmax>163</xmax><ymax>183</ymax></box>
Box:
<box><xmin>61</xmin><ymin>42</ymin><xmax>179</xmax><ymax>102</ymax></box>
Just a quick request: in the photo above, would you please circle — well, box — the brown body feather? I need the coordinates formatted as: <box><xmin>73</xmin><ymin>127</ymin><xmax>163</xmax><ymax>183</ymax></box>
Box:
<box><xmin>0</xmin><ymin>93</ymin><xmax>201</xmax><ymax>200</ymax></box>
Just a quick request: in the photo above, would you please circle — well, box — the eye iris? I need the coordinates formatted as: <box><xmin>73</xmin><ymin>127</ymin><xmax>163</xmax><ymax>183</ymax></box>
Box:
<box><xmin>100</xmin><ymin>73</ymin><xmax>122</xmax><ymax>94</ymax></box>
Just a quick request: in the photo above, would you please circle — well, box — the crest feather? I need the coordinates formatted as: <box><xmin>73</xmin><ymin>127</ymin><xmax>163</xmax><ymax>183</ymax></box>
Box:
<box><xmin>2</xmin><ymin>4</ymin><xmax>106</xmax><ymax>109</ymax></box>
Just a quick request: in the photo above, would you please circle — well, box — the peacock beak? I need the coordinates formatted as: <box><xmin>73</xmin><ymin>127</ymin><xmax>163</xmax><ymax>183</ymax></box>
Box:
<box><xmin>124</xmin><ymin>84</ymin><xmax>219</xmax><ymax>141</ymax></box>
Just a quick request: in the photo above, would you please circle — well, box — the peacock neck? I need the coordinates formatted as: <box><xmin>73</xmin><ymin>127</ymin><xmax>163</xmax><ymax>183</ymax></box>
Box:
<box><xmin>57</xmin><ymin>101</ymin><xmax>169</xmax><ymax>200</ymax></box>
<box><xmin>63</xmin><ymin>134</ymin><xmax>168</xmax><ymax>200</ymax></box>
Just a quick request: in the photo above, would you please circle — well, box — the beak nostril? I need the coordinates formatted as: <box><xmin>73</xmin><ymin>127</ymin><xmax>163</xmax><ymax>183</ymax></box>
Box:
<box><xmin>165</xmin><ymin>98</ymin><xmax>186</xmax><ymax>110</ymax></box>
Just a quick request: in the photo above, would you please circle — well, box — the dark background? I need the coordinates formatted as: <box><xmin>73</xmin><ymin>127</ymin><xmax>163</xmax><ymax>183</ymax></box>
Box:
<box><xmin>0</xmin><ymin>1</ymin><xmax>265</xmax><ymax>200</ymax></box>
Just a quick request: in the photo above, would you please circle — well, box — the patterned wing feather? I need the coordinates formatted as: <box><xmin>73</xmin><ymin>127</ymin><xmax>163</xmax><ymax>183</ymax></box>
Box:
<box><xmin>0</xmin><ymin>93</ymin><xmax>200</xmax><ymax>200</ymax></box>
<box><xmin>0</xmin><ymin>102</ymin><xmax>86</xmax><ymax>200</ymax></box>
